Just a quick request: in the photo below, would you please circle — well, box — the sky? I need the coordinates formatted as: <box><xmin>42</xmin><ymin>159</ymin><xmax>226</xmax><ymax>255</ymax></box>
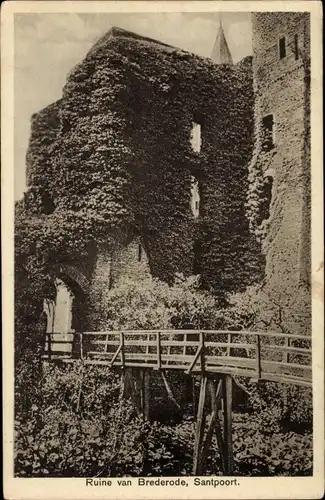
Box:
<box><xmin>14</xmin><ymin>12</ymin><xmax>252</xmax><ymax>200</ymax></box>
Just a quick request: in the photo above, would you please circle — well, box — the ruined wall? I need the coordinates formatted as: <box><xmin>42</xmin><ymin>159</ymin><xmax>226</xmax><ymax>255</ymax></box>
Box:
<box><xmin>249</xmin><ymin>13</ymin><xmax>311</xmax><ymax>332</ymax></box>
<box><xmin>110</xmin><ymin>239</ymin><xmax>151</xmax><ymax>287</ymax></box>
<box><xmin>24</xmin><ymin>27</ymin><xmax>263</xmax><ymax>328</ymax></box>
<box><xmin>87</xmin><ymin>239</ymin><xmax>151</xmax><ymax>328</ymax></box>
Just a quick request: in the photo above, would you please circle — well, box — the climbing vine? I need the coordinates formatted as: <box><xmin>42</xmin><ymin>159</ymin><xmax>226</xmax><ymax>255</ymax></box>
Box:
<box><xmin>19</xmin><ymin>28</ymin><xmax>264</xmax><ymax>315</ymax></box>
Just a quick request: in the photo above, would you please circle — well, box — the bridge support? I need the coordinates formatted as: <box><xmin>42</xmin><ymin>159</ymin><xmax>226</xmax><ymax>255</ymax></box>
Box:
<box><xmin>193</xmin><ymin>374</ymin><xmax>233</xmax><ymax>476</ymax></box>
<box><xmin>140</xmin><ymin>369</ymin><xmax>150</xmax><ymax>420</ymax></box>
<box><xmin>222</xmin><ymin>374</ymin><xmax>234</xmax><ymax>475</ymax></box>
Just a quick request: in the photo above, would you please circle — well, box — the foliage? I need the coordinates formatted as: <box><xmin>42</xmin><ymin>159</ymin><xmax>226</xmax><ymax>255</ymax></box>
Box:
<box><xmin>99</xmin><ymin>273</ymin><xmax>222</xmax><ymax>330</ymax></box>
<box><xmin>232</xmin><ymin>413</ymin><xmax>312</xmax><ymax>476</ymax></box>
<box><xmin>15</xmin><ymin>362</ymin><xmax>312</xmax><ymax>478</ymax></box>
<box><xmin>14</xmin><ymin>362</ymin><xmax>193</xmax><ymax>477</ymax></box>
<box><xmin>23</xmin><ymin>30</ymin><xmax>263</xmax><ymax>299</ymax></box>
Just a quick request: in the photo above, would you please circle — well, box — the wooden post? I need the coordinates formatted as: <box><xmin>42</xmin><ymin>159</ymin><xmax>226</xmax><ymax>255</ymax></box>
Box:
<box><xmin>255</xmin><ymin>334</ymin><xmax>261</xmax><ymax>380</ymax></box>
<box><xmin>209</xmin><ymin>378</ymin><xmax>226</xmax><ymax>474</ymax></box>
<box><xmin>283</xmin><ymin>336</ymin><xmax>290</xmax><ymax>364</ymax></box>
<box><xmin>227</xmin><ymin>332</ymin><xmax>232</xmax><ymax>357</ymax></box>
<box><xmin>47</xmin><ymin>332</ymin><xmax>52</xmax><ymax>361</ymax></box>
<box><xmin>200</xmin><ymin>331</ymin><xmax>205</xmax><ymax>373</ymax></box>
<box><xmin>104</xmin><ymin>333</ymin><xmax>109</xmax><ymax>353</ymax></box>
<box><xmin>139</xmin><ymin>369</ymin><xmax>144</xmax><ymax>415</ymax></box>
<box><xmin>156</xmin><ymin>331</ymin><xmax>161</xmax><ymax>370</ymax></box>
<box><xmin>193</xmin><ymin>375</ymin><xmax>208</xmax><ymax>475</ymax></box>
<box><xmin>120</xmin><ymin>331</ymin><xmax>125</xmax><ymax>368</ymax></box>
<box><xmin>283</xmin><ymin>337</ymin><xmax>290</xmax><ymax>412</ymax></box>
<box><xmin>134</xmin><ymin>368</ymin><xmax>144</xmax><ymax>415</ymax></box>
<box><xmin>143</xmin><ymin>370</ymin><xmax>150</xmax><ymax>420</ymax></box>
<box><xmin>192</xmin><ymin>377</ymin><xmax>196</xmax><ymax>416</ymax></box>
<box><xmin>80</xmin><ymin>332</ymin><xmax>84</xmax><ymax>360</ymax></box>
<box><xmin>222</xmin><ymin>375</ymin><xmax>234</xmax><ymax>475</ymax></box>
<box><xmin>146</xmin><ymin>332</ymin><xmax>150</xmax><ymax>360</ymax></box>
<box><xmin>199</xmin><ymin>379</ymin><xmax>220</xmax><ymax>474</ymax></box>
<box><xmin>183</xmin><ymin>332</ymin><xmax>187</xmax><ymax>357</ymax></box>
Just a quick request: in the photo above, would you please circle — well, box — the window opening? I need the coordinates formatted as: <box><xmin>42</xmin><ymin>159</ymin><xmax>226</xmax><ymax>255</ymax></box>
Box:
<box><xmin>138</xmin><ymin>244</ymin><xmax>142</xmax><ymax>262</ymax></box>
<box><xmin>258</xmin><ymin>176</ymin><xmax>273</xmax><ymax>224</ymax></box>
<box><xmin>190</xmin><ymin>176</ymin><xmax>200</xmax><ymax>218</ymax></box>
<box><xmin>261</xmin><ymin>114</ymin><xmax>275</xmax><ymax>152</ymax></box>
<box><xmin>294</xmin><ymin>34</ymin><xmax>299</xmax><ymax>60</ymax></box>
<box><xmin>279</xmin><ymin>37</ymin><xmax>286</xmax><ymax>59</ymax></box>
<box><xmin>190</xmin><ymin>122</ymin><xmax>202</xmax><ymax>153</ymax></box>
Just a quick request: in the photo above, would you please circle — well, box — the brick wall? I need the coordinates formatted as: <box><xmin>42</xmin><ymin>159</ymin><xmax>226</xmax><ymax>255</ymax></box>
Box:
<box><xmin>87</xmin><ymin>238</ymin><xmax>151</xmax><ymax>327</ymax></box>
<box><xmin>252</xmin><ymin>12</ymin><xmax>311</xmax><ymax>331</ymax></box>
<box><xmin>110</xmin><ymin>238</ymin><xmax>151</xmax><ymax>287</ymax></box>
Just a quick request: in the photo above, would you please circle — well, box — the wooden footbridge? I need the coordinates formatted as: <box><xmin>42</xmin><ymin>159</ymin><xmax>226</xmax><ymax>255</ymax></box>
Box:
<box><xmin>44</xmin><ymin>329</ymin><xmax>312</xmax><ymax>475</ymax></box>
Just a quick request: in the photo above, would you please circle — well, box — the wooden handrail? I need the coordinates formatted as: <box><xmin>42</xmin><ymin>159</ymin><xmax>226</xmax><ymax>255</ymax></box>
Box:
<box><xmin>44</xmin><ymin>329</ymin><xmax>312</xmax><ymax>387</ymax></box>
<box><xmin>70</xmin><ymin>330</ymin><xmax>311</xmax><ymax>341</ymax></box>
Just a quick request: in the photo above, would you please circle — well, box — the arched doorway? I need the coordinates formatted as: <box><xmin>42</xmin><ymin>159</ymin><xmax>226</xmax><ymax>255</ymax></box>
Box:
<box><xmin>43</xmin><ymin>267</ymin><xmax>89</xmax><ymax>356</ymax></box>
<box><xmin>43</xmin><ymin>279</ymin><xmax>75</xmax><ymax>355</ymax></box>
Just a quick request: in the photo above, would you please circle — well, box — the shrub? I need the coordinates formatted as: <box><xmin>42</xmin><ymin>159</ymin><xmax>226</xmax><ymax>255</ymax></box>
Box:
<box><xmin>99</xmin><ymin>273</ymin><xmax>223</xmax><ymax>330</ymax></box>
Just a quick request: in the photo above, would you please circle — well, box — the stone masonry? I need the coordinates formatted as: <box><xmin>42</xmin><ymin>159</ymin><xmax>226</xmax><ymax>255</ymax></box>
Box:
<box><xmin>251</xmin><ymin>12</ymin><xmax>311</xmax><ymax>332</ymax></box>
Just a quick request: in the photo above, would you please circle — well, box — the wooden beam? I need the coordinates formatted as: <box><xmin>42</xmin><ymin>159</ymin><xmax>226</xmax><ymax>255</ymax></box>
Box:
<box><xmin>104</xmin><ymin>333</ymin><xmax>109</xmax><ymax>353</ymax></box>
<box><xmin>47</xmin><ymin>332</ymin><xmax>52</xmax><ymax>361</ymax></box>
<box><xmin>120</xmin><ymin>331</ymin><xmax>125</xmax><ymax>368</ymax></box>
<box><xmin>193</xmin><ymin>375</ymin><xmax>208</xmax><ymax>475</ymax></box>
<box><xmin>161</xmin><ymin>371</ymin><xmax>181</xmax><ymax>410</ymax></box>
<box><xmin>155</xmin><ymin>331</ymin><xmax>161</xmax><ymax>370</ymax></box>
<box><xmin>192</xmin><ymin>377</ymin><xmax>196</xmax><ymax>416</ymax></box>
<box><xmin>139</xmin><ymin>369</ymin><xmax>144</xmax><ymax>415</ymax></box>
<box><xmin>199</xmin><ymin>379</ymin><xmax>217</xmax><ymax>473</ymax></box>
<box><xmin>80</xmin><ymin>332</ymin><xmax>84</xmax><ymax>360</ymax></box>
<box><xmin>109</xmin><ymin>344</ymin><xmax>122</xmax><ymax>367</ymax></box>
<box><xmin>200</xmin><ymin>331</ymin><xmax>205</xmax><ymax>373</ymax></box>
<box><xmin>227</xmin><ymin>332</ymin><xmax>232</xmax><ymax>357</ymax></box>
<box><xmin>143</xmin><ymin>370</ymin><xmax>150</xmax><ymax>420</ymax></box>
<box><xmin>222</xmin><ymin>375</ymin><xmax>234</xmax><ymax>475</ymax></box>
<box><xmin>186</xmin><ymin>331</ymin><xmax>205</xmax><ymax>374</ymax></box>
<box><xmin>186</xmin><ymin>346</ymin><xmax>202</xmax><ymax>374</ymax></box>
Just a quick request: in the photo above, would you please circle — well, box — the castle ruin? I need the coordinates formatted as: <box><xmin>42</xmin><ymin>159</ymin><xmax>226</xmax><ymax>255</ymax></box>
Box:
<box><xmin>22</xmin><ymin>13</ymin><xmax>311</xmax><ymax>338</ymax></box>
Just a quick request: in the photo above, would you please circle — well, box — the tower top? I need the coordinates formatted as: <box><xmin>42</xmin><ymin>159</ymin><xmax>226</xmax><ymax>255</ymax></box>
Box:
<box><xmin>211</xmin><ymin>21</ymin><xmax>233</xmax><ymax>64</ymax></box>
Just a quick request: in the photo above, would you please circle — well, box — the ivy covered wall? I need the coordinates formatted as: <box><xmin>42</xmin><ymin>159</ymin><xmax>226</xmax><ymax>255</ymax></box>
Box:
<box><xmin>22</xmin><ymin>27</ymin><xmax>264</xmax><ymax>324</ymax></box>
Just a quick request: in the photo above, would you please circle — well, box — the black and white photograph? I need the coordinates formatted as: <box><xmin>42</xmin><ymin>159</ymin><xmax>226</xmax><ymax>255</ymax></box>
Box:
<box><xmin>2</xmin><ymin>1</ymin><xmax>324</xmax><ymax>499</ymax></box>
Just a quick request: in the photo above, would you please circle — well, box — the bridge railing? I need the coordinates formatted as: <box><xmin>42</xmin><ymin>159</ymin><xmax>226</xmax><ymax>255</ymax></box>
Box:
<box><xmin>44</xmin><ymin>330</ymin><xmax>312</xmax><ymax>387</ymax></box>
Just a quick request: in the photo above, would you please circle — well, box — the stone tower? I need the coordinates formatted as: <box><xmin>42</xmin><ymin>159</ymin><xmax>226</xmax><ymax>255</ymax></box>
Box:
<box><xmin>211</xmin><ymin>21</ymin><xmax>233</xmax><ymax>64</ymax></box>
<box><xmin>251</xmin><ymin>13</ymin><xmax>311</xmax><ymax>332</ymax></box>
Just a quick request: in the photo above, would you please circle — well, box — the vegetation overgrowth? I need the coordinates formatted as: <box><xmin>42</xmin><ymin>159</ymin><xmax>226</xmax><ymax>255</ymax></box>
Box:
<box><xmin>14</xmin><ymin>30</ymin><xmax>311</xmax><ymax>479</ymax></box>
<box><xmin>15</xmin><ymin>275</ymin><xmax>312</xmax><ymax>477</ymax></box>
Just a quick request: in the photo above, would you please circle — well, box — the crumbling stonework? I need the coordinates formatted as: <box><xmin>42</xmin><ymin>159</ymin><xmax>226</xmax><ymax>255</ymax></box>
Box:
<box><xmin>25</xmin><ymin>26</ymin><xmax>261</xmax><ymax>324</ymax></box>
<box><xmin>249</xmin><ymin>12</ymin><xmax>311</xmax><ymax>333</ymax></box>
<box><xmin>22</xmin><ymin>18</ymin><xmax>311</xmax><ymax>335</ymax></box>
<box><xmin>88</xmin><ymin>239</ymin><xmax>151</xmax><ymax>328</ymax></box>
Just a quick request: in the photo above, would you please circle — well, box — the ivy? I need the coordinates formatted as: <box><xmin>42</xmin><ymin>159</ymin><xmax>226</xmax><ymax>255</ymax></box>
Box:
<box><xmin>19</xmin><ymin>31</ymin><xmax>265</xmax><ymax>321</ymax></box>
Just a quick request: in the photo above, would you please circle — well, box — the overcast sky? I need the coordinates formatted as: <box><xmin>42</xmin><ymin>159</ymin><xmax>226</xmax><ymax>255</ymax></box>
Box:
<box><xmin>14</xmin><ymin>12</ymin><xmax>252</xmax><ymax>200</ymax></box>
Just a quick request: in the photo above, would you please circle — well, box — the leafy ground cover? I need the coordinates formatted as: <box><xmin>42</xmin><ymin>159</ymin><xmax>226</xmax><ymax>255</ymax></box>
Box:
<box><xmin>14</xmin><ymin>361</ymin><xmax>312</xmax><ymax>477</ymax></box>
<box><xmin>14</xmin><ymin>275</ymin><xmax>312</xmax><ymax>477</ymax></box>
